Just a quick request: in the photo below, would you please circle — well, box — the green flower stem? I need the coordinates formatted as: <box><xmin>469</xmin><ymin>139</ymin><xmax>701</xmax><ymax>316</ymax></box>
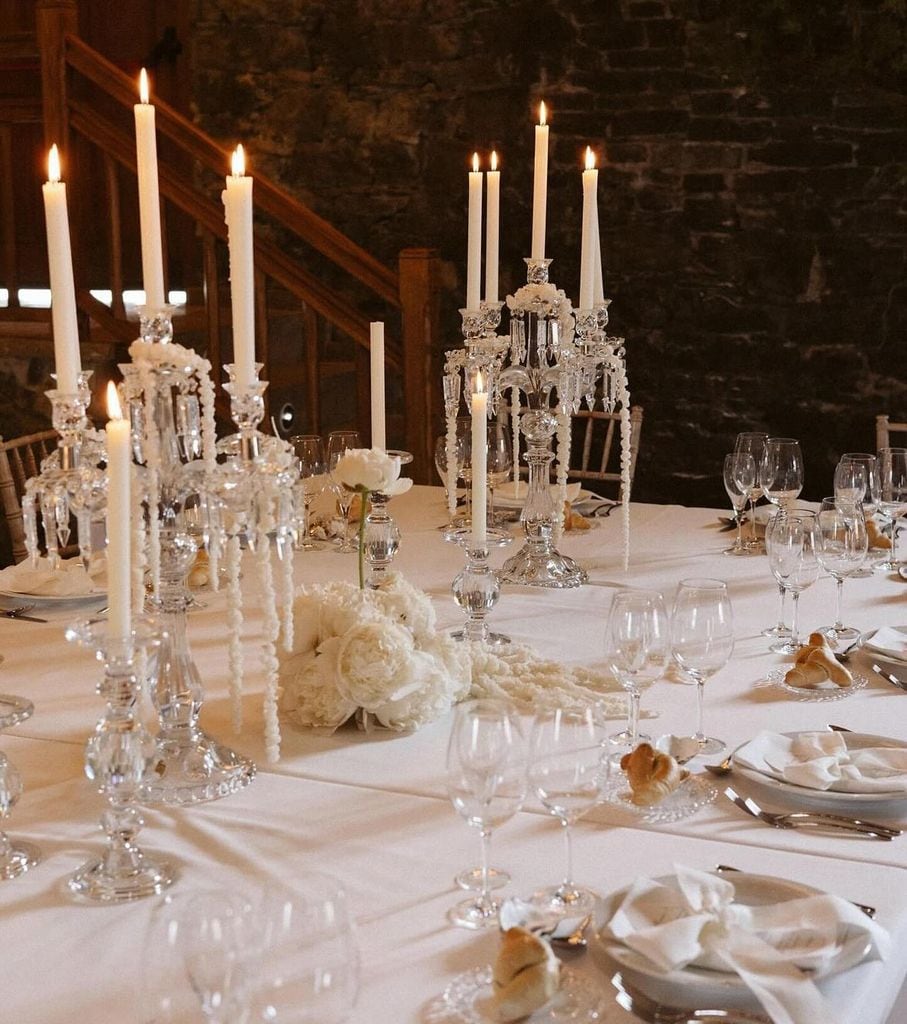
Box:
<box><xmin>357</xmin><ymin>486</ymin><xmax>369</xmax><ymax>590</ymax></box>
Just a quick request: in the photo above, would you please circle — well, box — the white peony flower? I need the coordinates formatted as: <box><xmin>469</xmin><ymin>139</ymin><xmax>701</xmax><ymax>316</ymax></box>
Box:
<box><xmin>278</xmin><ymin>641</ymin><xmax>356</xmax><ymax>731</ymax></box>
<box><xmin>334</xmin><ymin>620</ymin><xmax>421</xmax><ymax>711</ymax></box>
<box><xmin>333</xmin><ymin>448</ymin><xmax>413</xmax><ymax>497</ymax></box>
<box><xmin>374</xmin><ymin>573</ymin><xmax>437</xmax><ymax>641</ymax></box>
<box><xmin>371</xmin><ymin>650</ymin><xmax>460</xmax><ymax>731</ymax></box>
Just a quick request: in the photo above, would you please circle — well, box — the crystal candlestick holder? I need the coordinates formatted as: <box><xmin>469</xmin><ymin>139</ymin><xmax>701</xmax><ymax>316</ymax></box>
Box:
<box><xmin>363</xmin><ymin>450</ymin><xmax>412</xmax><ymax>588</ymax></box>
<box><xmin>223</xmin><ymin>363</ymin><xmax>268</xmax><ymax>462</ymax></box>
<box><xmin>0</xmin><ymin>695</ymin><xmax>40</xmax><ymax>879</ymax></box>
<box><xmin>451</xmin><ymin>538</ymin><xmax>511</xmax><ymax>645</ymax></box>
<box><xmin>138</xmin><ymin>305</ymin><xmax>176</xmax><ymax>345</ymax></box>
<box><xmin>65</xmin><ymin>619</ymin><xmax>174</xmax><ymax>901</ymax></box>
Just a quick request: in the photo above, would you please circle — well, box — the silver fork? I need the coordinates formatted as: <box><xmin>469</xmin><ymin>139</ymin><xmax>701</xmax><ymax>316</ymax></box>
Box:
<box><xmin>872</xmin><ymin>664</ymin><xmax>907</xmax><ymax>691</ymax></box>
<box><xmin>0</xmin><ymin>603</ymin><xmax>46</xmax><ymax>623</ymax></box>
<box><xmin>611</xmin><ymin>971</ymin><xmax>770</xmax><ymax>1023</ymax></box>
<box><xmin>723</xmin><ymin>786</ymin><xmax>901</xmax><ymax>839</ymax></box>
<box><xmin>714</xmin><ymin>864</ymin><xmax>877</xmax><ymax>918</ymax></box>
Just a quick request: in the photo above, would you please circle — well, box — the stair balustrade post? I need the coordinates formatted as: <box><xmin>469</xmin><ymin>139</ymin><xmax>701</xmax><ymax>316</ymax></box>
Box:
<box><xmin>36</xmin><ymin>0</ymin><xmax>78</xmax><ymax>153</ymax></box>
<box><xmin>398</xmin><ymin>247</ymin><xmax>440</xmax><ymax>484</ymax></box>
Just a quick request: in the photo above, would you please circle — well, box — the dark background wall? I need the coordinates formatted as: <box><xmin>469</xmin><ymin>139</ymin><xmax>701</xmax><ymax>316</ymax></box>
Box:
<box><xmin>191</xmin><ymin>0</ymin><xmax>907</xmax><ymax>507</ymax></box>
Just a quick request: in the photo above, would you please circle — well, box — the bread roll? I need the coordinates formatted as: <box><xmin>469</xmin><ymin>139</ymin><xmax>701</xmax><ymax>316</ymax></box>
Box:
<box><xmin>620</xmin><ymin>742</ymin><xmax>685</xmax><ymax>807</ymax></box>
<box><xmin>784</xmin><ymin>663</ymin><xmax>828</xmax><ymax>689</ymax></box>
<box><xmin>562</xmin><ymin>502</ymin><xmax>591</xmax><ymax>532</ymax></box>
<box><xmin>805</xmin><ymin>645</ymin><xmax>853</xmax><ymax>687</ymax></box>
<box><xmin>492</xmin><ymin>928</ymin><xmax>560</xmax><ymax>1022</ymax></box>
<box><xmin>867</xmin><ymin>519</ymin><xmax>892</xmax><ymax>550</ymax></box>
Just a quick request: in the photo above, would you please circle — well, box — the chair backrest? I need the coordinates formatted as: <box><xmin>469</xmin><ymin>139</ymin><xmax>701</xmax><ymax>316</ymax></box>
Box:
<box><xmin>569</xmin><ymin>405</ymin><xmax>644</xmax><ymax>499</ymax></box>
<box><xmin>0</xmin><ymin>430</ymin><xmax>58</xmax><ymax>565</ymax></box>
<box><xmin>876</xmin><ymin>415</ymin><xmax>907</xmax><ymax>451</ymax></box>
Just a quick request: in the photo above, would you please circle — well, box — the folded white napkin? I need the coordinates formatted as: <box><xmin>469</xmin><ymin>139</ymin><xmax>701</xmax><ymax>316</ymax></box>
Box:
<box><xmin>864</xmin><ymin>627</ymin><xmax>907</xmax><ymax>662</ymax></box>
<box><xmin>736</xmin><ymin>731</ymin><xmax>907</xmax><ymax>793</ymax></box>
<box><xmin>604</xmin><ymin>865</ymin><xmax>888</xmax><ymax>1024</ymax></box>
<box><xmin>0</xmin><ymin>556</ymin><xmax>106</xmax><ymax>597</ymax></box>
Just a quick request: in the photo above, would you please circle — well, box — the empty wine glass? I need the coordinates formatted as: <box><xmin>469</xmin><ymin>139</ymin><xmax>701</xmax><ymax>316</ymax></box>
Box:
<box><xmin>528</xmin><ymin>705</ymin><xmax>607</xmax><ymax>917</ymax></box>
<box><xmin>291</xmin><ymin>435</ymin><xmax>326</xmax><ymax>550</ymax></box>
<box><xmin>766</xmin><ymin>514</ymin><xmax>820</xmax><ymax>655</ymax></box>
<box><xmin>760</xmin><ymin>437</ymin><xmax>803</xmax><ymax>515</ymax></box>
<box><xmin>487</xmin><ymin>419</ymin><xmax>513</xmax><ymax>526</ymax></box>
<box><xmin>671</xmin><ymin>579</ymin><xmax>734</xmax><ymax>756</ymax></box>
<box><xmin>879</xmin><ymin>447</ymin><xmax>907</xmax><ymax>571</ymax></box>
<box><xmin>253</xmin><ymin>876</ymin><xmax>360</xmax><ymax>1024</ymax></box>
<box><xmin>327</xmin><ymin>430</ymin><xmax>362</xmax><ymax>554</ymax></box>
<box><xmin>734</xmin><ymin>432</ymin><xmax>768</xmax><ymax>550</ymax></box>
<box><xmin>446</xmin><ymin>699</ymin><xmax>525</xmax><ymax>929</ymax></box>
<box><xmin>723</xmin><ymin>452</ymin><xmax>756</xmax><ymax>555</ymax></box>
<box><xmin>816</xmin><ymin>498</ymin><xmax>867</xmax><ymax>643</ymax></box>
<box><xmin>144</xmin><ymin>889</ymin><xmax>261</xmax><ymax>1024</ymax></box>
<box><xmin>605</xmin><ymin>590</ymin><xmax>669</xmax><ymax>750</ymax></box>
<box><xmin>837</xmin><ymin>453</ymin><xmax>880</xmax><ymax>576</ymax></box>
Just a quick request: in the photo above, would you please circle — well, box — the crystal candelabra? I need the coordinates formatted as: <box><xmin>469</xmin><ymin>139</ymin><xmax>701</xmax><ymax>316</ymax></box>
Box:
<box><xmin>0</xmin><ymin>694</ymin><xmax>40</xmax><ymax>879</ymax></box>
<box><xmin>64</xmin><ymin>618</ymin><xmax>173</xmax><ymax>901</ymax></box>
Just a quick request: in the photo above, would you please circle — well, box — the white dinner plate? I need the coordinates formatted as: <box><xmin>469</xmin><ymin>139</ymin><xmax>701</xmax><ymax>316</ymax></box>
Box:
<box><xmin>591</xmin><ymin>873</ymin><xmax>874</xmax><ymax>1013</ymax></box>
<box><xmin>860</xmin><ymin>626</ymin><xmax>907</xmax><ymax>666</ymax></box>
<box><xmin>0</xmin><ymin>588</ymin><xmax>107</xmax><ymax>608</ymax></box>
<box><xmin>732</xmin><ymin>731</ymin><xmax>907</xmax><ymax>814</ymax></box>
<box><xmin>494</xmin><ymin>482</ymin><xmax>590</xmax><ymax>509</ymax></box>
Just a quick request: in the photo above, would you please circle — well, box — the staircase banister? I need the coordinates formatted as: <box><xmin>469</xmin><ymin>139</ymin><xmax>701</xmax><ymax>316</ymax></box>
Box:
<box><xmin>63</xmin><ymin>33</ymin><xmax>399</xmax><ymax>307</ymax></box>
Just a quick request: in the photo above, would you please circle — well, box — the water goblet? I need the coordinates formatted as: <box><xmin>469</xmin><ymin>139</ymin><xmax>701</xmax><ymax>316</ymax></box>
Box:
<box><xmin>670</xmin><ymin>579</ymin><xmax>734</xmax><ymax>756</ymax></box>
<box><xmin>837</xmin><ymin>452</ymin><xmax>881</xmax><ymax>576</ymax></box>
<box><xmin>879</xmin><ymin>447</ymin><xmax>907</xmax><ymax>570</ymax></box>
<box><xmin>253</xmin><ymin>875</ymin><xmax>360</xmax><ymax>1024</ymax></box>
<box><xmin>605</xmin><ymin>590</ymin><xmax>669</xmax><ymax>751</ymax></box>
<box><xmin>446</xmin><ymin>699</ymin><xmax>525</xmax><ymax>929</ymax></box>
<box><xmin>734</xmin><ymin>432</ymin><xmax>768</xmax><ymax>550</ymax></box>
<box><xmin>760</xmin><ymin>437</ymin><xmax>803</xmax><ymax>515</ymax></box>
<box><xmin>487</xmin><ymin>419</ymin><xmax>513</xmax><ymax>527</ymax></box>
<box><xmin>527</xmin><ymin>705</ymin><xmax>607</xmax><ymax>918</ymax></box>
<box><xmin>327</xmin><ymin>430</ymin><xmax>362</xmax><ymax>554</ymax></box>
<box><xmin>291</xmin><ymin>434</ymin><xmax>326</xmax><ymax>550</ymax></box>
<box><xmin>723</xmin><ymin>452</ymin><xmax>756</xmax><ymax>555</ymax></box>
<box><xmin>765</xmin><ymin>514</ymin><xmax>820</xmax><ymax>655</ymax></box>
<box><xmin>816</xmin><ymin>498</ymin><xmax>867</xmax><ymax>643</ymax></box>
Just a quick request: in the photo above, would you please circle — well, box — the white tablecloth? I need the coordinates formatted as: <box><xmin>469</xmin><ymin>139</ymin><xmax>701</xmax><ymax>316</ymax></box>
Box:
<box><xmin>1</xmin><ymin>487</ymin><xmax>906</xmax><ymax>1023</ymax></box>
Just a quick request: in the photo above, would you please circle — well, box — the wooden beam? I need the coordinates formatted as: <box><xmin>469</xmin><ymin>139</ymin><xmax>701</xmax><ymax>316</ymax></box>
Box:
<box><xmin>36</xmin><ymin>0</ymin><xmax>77</xmax><ymax>151</ymax></box>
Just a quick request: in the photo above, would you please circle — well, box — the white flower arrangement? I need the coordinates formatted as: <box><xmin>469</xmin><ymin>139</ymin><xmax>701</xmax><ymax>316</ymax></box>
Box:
<box><xmin>278</xmin><ymin>573</ymin><xmax>629</xmax><ymax>736</ymax></box>
<box><xmin>333</xmin><ymin>448</ymin><xmax>413</xmax><ymax>497</ymax></box>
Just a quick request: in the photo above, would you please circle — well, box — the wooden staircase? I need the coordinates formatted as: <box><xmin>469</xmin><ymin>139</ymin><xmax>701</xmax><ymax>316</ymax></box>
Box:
<box><xmin>0</xmin><ymin>0</ymin><xmax>441</xmax><ymax>481</ymax></box>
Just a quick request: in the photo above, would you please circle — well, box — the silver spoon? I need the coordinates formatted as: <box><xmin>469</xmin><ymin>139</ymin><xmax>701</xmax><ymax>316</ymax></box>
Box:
<box><xmin>872</xmin><ymin>664</ymin><xmax>907</xmax><ymax>692</ymax></box>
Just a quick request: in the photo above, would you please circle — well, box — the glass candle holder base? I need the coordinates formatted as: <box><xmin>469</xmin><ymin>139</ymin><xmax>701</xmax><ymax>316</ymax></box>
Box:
<box><xmin>452</xmin><ymin>546</ymin><xmax>509</xmax><ymax>644</ymax></box>
<box><xmin>499</xmin><ymin>544</ymin><xmax>588</xmax><ymax>589</ymax></box>
<box><xmin>68</xmin><ymin>815</ymin><xmax>172</xmax><ymax>903</ymax></box>
<box><xmin>141</xmin><ymin>735</ymin><xmax>257</xmax><ymax>806</ymax></box>
<box><xmin>0</xmin><ymin>837</ymin><xmax>40</xmax><ymax>879</ymax></box>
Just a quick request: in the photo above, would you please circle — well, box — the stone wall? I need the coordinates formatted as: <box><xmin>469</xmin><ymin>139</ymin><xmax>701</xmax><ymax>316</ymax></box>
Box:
<box><xmin>191</xmin><ymin>0</ymin><xmax>907</xmax><ymax>506</ymax></box>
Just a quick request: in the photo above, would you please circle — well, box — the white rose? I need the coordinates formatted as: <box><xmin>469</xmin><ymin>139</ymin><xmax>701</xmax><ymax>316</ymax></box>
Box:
<box><xmin>371</xmin><ymin>650</ymin><xmax>460</xmax><ymax>731</ymax></box>
<box><xmin>333</xmin><ymin>448</ymin><xmax>413</xmax><ymax>496</ymax></box>
<box><xmin>334</xmin><ymin>620</ymin><xmax>421</xmax><ymax>710</ymax></box>
<box><xmin>278</xmin><ymin>643</ymin><xmax>356</xmax><ymax>731</ymax></box>
<box><xmin>374</xmin><ymin>573</ymin><xmax>437</xmax><ymax>641</ymax></box>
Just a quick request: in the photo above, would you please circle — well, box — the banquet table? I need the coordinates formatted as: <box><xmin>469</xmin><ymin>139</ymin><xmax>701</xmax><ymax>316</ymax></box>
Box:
<box><xmin>1</xmin><ymin>485</ymin><xmax>906</xmax><ymax>1024</ymax></box>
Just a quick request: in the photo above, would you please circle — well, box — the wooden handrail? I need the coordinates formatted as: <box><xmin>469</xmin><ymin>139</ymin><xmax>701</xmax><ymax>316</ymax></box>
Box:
<box><xmin>64</xmin><ymin>34</ymin><xmax>400</xmax><ymax>307</ymax></box>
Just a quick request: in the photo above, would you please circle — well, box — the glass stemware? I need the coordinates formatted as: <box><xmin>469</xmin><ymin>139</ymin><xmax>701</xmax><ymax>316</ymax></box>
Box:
<box><xmin>760</xmin><ymin>437</ymin><xmax>803</xmax><ymax>515</ymax></box>
<box><xmin>253</xmin><ymin>876</ymin><xmax>360</xmax><ymax>1024</ymax></box>
<box><xmin>734</xmin><ymin>432</ymin><xmax>768</xmax><ymax>551</ymax></box>
<box><xmin>487</xmin><ymin>418</ymin><xmax>513</xmax><ymax>527</ymax></box>
<box><xmin>765</xmin><ymin>514</ymin><xmax>820</xmax><ymax>655</ymax></box>
<box><xmin>723</xmin><ymin>452</ymin><xmax>756</xmax><ymax>555</ymax></box>
<box><xmin>327</xmin><ymin>430</ymin><xmax>362</xmax><ymax>554</ymax></box>
<box><xmin>605</xmin><ymin>590</ymin><xmax>669</xmax><ymax>750</ymax></box>
<box><xmin>446</xmin><ymin>699</ymin><xmax>525</xmax><ymax>929</ymax></box>
<box><xmin>816</xmin><ymin>498</ymin><xmax>867</xmax><ymax>643</ymax></box>
<box><xmin>879</xmin><ymin>447</ymin><xmax>907</xmax><ymax>571</ymax></box>
<box><xmin>291</xmin><ymin>434</ymin><xmax>326</xmax><ymax>551</ymax></box>
<box><xmin>837</xmin><ymin>452</ymin><xmax>881</xmax><ymax>576</ymax></box>
<box><xmin>670</xmin><ymin>578</ymin><xmax>734</xmax><ymax>756</ymax></box>
<box><xmin>527</xmin><ymin>705</ymin><xmax>607</xmax><ymax>917</ymax></box>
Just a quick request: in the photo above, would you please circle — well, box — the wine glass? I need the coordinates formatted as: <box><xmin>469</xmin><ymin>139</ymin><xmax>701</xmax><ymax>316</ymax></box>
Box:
<box><xmin>723</xmin><ymin>452</ymin><xmax>756</xmax><ymax>555</ymax></box>
<box><xmin>446</xmin><ymin>699</ymin><xmax>525</xmax><ymax>929</ymax></box>
<box><xmin>765</xmin><ymin>514</ymin><xmax>820</xmax><ymax>656</ymax></box>
<box><xmin>760</xmin><ymin>437</ymin><xmax>803</xmax><ymax>514</ymax></box>
<box><xmin>327</xmin><ymin>430</ymin><xmax>362</xmax><ymax>554</ymax></box>
<box><xmin>253</xmin><ymin>876</ymin><xmax>360</xmax><ymax>1024</ymax></box>
<box><xmin>144</xmin><ymin>889</ymin><xmax>261</xmax><ymax>1024</ymax></box>
<box><xmin>816</xmin><ymin>498</ymin><xmax>867</xmax><ymax>644</ymax></box>
<box><xmin>670</xmin><ymin>579</ymin><xmax>734</xmax><ymax>756</ymax></box>
<box><xmin>734</xmin><ymin>432</ymin><xmax>768</xmax><ymax>550</ymax></box>
<box><xmin>487</xmin><ymin>419</ymin><xmax>513</xmax><ymax>526</ymax></box>
<box><xmin>291</xmin><ymin>435</ymin><xmax>326</xmax><ymax>550</ymax></box>
<box><xmin>605</xmin><ymin>590</ymin><xmax>669</xmax><ymax>750</ymax></box>
<box><xmin>879</xmin><ymin>447</ymin><xmax>907</xmax><ymax>571</ymax></box>
<box><xmin>837</xmin><ymin>453</ymin><xmax>880</xmax><ymax>576</ymax></box>
<box><xmin>527</xmin><ymin>705</ymin><xmax>607</xmax><ymax>917</ymax></box>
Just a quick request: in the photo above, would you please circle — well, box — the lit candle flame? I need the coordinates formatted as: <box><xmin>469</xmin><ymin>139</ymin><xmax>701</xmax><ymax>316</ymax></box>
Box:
<box><xmin>539</xmin><ymin>101</ymin><xmax>547</xmax><ymax>126</ymax></box>
<box><xmin>491</xmin><ymin>150</ymin><xmax>498</xmax><ymax>172</ymax></box>
<box><xmin>107</xmin><ymin>381</ymin><xmax>123</xmax><ymax>421</ymax></box>
<box><xmin>585</xmin><ymin>145</ymin><xmax>596</xmax><ymax>171</ymax></box>
<box><xmin>139</xmin><ymin>68</ymin><xmax>149</xmax><ymax>104</ymax></box>
<box><xmin>231</xmin><ymin>144</ymin><xmax>246</xmax><ymax>177</ymax></box>
<box><xmin>471</xmin><ymin>152</ymin><xmax>480</xmax><ymax>173</ymax></box>
<box><xmin>475</xmin><ymin>369</ymin><xmax>485</xmax><ymax>394</ymax></box>
<box><xmin>48</xmin><ymin>144</ymin><xmax>61</xmax><ymax>184</ymax></box>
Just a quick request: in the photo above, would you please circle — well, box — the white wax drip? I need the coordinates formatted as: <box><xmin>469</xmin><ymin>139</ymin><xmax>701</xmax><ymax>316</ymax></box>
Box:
<box><xmin>279</xmin><ymin>539</ymin><xmax>295</xmax><ymax>653</ymax></box>
<box><xmin>226</xmin><ymin>534</ymin><xmax>244</xmax><ymax>733</ymax></box>
<box><xmin>554</xmin><ymin>408</ymin><xmax>571</xmax><ymax>544</ymax></box>
<box><xmin>257</xmin><ymin>533</ymin><xmax>282</xmax><ymax>763</ymax></box>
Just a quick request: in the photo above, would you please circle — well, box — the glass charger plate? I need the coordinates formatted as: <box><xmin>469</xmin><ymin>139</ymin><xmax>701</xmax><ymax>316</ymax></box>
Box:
<box><xmin>424</xmin><ymin>965</ymin><xmax>606</xmax><ymax>1024</ymax></box>
<box><xmin>599</xmin><ymin>773</ymin><xmax>718</xmax><ymax>823</ymax></box>
<box><xmin>765</xmin><ymin>668</ymin><xmax>867</xmax><ymax>702</ymax></box>
<box><xmin>0</xmin><ymin>588</ymin><xmax>106</xmax><ymax>608</ymax></box>
<box><xmin>859</xmin><ymin>626</ymin><xmax>907</xmax><ymax>667</ymax></box>
<box><xmin>591</xmin><ymin>873</ymin><xmax>874</xmax><ymax>1013</ymax></box>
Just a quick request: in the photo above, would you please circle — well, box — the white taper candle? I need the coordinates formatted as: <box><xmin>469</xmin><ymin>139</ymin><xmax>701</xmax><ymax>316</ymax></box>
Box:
<box><xmin>370</xmin><ymin>321</ymin><xmax>386</xmax><ymax>451</ymax></box>
<box><xmin>531</xmin><ymin>102</ymin><xmax>549</xmax><ymax>260</ymax></box>
<box><xmin>134</xmin><ymin>69</ymin><xmax>166</xmax><ymax>310</ymax></box>
<box><xmin>471</xmin><ymin>372</ymin><xmax>488</xmax><ymax>548</ymax></box>
<box><xmin>222</xmin><ymin>145</ymin><xmax>256</xmax><ymax>390</ymax></box>
<box><xmin>466</xmin><ymin>152</ymin><xmax>482</xmax><ymax>310</ymax></box>
<box><xmin>105</xmin><ymin>382</ymin><xmax>131</xmax><ymax>640</ymax></box>
<box><xmin>485</xmin><ymin>151</ymin><xmax>500</xmax><ymax>305</ymax></box>
<box><xmin>579</xmin><ymin>146</ymin><xmax>598</xmax><ymax>309</ymax></box>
